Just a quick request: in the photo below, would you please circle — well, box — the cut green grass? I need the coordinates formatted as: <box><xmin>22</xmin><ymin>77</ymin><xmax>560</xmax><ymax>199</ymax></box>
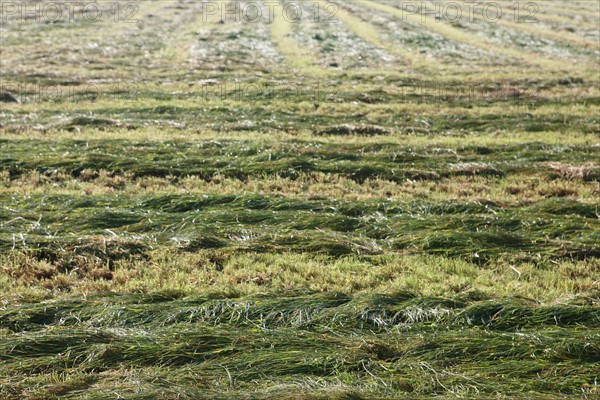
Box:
<box><xmin>1</xmin><ymin>192</ymin><xmax>599</xmax><ymax>260</ymax></box>
<box><xmin>0</xmin><ymin>1</ymin><xmax>598</xmax><ymax>399</ymax></box>
<box><xmin>1</xmin><ymin>292</ymin><xmax>598</xmax><ymax>399</ymax></box>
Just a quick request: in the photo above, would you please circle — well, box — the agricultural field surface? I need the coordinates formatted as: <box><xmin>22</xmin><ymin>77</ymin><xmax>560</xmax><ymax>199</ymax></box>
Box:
<box><xmin>0</xmin><ymin>0</ymin><xmax>599</xmax><ymax>399</ymax></box>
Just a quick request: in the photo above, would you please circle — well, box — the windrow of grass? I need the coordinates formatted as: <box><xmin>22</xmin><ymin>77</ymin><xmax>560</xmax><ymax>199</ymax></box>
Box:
<box><xmin>2</xmin><ymin>84</ymin><xmax>598</xmax><ymax>132</ymax></box>
<box><xmin>1</xmin><ymin>193</ymin><xmax>598</xmax><ymax>260</ymax></box>
<box><xmin>3</xmin><ymin>169</ymin><xmax>598</xmax><ymax>205</ymax></box>
<box><xmin>1</xmin><ymin>84</ymin><xmax>598</xmax><ymax>139</ymax></box>
<box><xmin>1</xmin><ymin>292</ymin><xmax>598</xmax><ymax>399</ymax></box>
<box><xmin>2</xmin><ymin>139</ymin><xmax>599</xmax><ymax>181</ymax></box>
<box><xmin>3</xmin><ymin>292</ymin><xmax>599</xmax><ymax>333</ymax></box>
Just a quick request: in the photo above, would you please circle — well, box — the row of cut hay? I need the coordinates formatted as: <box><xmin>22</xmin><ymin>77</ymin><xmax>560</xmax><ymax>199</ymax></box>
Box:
<box><xmin>1</xmin><ymin>316</ymin><xmax>598</xmax><ymax>397</ymax></box>
<box><xmin>2</xmin><ymin>192</ymin><xmax>598</xmax><ymax>259</ymax></box>
<box><xmin>2</xmin><ymin>293</ymin><xmax>598</xmax><ymax>334</ymax></box>
<box><xmin>3</xmin><ymin>139</ymin><xmax>598</xmax><ymax>182</ymax></box>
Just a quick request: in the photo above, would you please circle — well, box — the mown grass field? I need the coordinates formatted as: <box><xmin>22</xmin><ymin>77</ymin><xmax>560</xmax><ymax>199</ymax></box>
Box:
<box><xmin>1</xmin><ymin>0</ymin><xmax>599</xmax><ymax>399</ymax></box>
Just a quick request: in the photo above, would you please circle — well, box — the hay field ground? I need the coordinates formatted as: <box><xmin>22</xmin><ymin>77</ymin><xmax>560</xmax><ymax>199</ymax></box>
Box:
<box><xmin>0</xmin><ymin>0</ymin><xmax>599</xmax><ymax>399</ymax></box>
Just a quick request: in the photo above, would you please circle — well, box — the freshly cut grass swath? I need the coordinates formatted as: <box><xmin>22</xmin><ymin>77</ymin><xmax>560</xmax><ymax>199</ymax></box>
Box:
<box><xmin>4</xmin><ymin>292</ymin><xmax>598</xmax><ymax>333</ymax></box>
<box><xmin>1</xmin><ymin>293</ymin><xmax>598</xmax><ymax>399</ymax></box>
<box><xmin>3</xmin><ymin>139</ymin><xmax>599</xmax><ymax>182</ymax></box>
<box><xmin>1</xmin><ymin>193</ymin><xmax>598</xmax><ymax>259</ymax></box>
